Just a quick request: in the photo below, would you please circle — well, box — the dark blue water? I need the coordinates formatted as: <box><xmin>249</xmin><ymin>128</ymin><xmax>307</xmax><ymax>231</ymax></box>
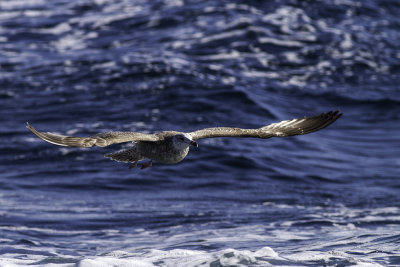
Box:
<box><xmin>1</xmin><ymin>0</ymin><xmax>400</xmax><ymax>266</ymax></box>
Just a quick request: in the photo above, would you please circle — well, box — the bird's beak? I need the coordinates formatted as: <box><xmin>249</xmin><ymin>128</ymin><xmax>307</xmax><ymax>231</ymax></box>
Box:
<box><xmin>190</xmin><ymin>140</ymin><xmax>198</xmax><ymax>147</ymax></box>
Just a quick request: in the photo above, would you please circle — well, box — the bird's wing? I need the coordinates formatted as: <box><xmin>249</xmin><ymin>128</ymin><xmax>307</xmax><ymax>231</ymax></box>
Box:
<box><xmin>26</xmin><ymin>123</ymin><xmax>159</xmax><ymax>148</ymax></box>
<box><xmin>189</xmin><ymin>111</ymin><xmax>342</xmax><ymax>140</ymax></box>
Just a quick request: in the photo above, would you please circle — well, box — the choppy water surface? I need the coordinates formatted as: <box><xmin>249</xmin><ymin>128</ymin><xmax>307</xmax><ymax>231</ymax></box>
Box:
<box><xmin>1</xmin><ymin>0</ymin><xmax>400</xmax><ymax>266</ymax></box>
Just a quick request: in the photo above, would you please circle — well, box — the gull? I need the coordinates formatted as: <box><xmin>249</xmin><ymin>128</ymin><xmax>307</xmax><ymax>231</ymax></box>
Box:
<box><xmin>27</xmin><ymin>110</ymin><xmax>342</xmax><ymax>169</ymax></box>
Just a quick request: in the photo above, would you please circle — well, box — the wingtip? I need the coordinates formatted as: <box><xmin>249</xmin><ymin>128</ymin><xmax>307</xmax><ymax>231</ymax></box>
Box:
<box><xmin>326</xmin><ymin>110</ymin><xmax>343</xmax><ymax>119</ymax></box>
<box><xmin>26</xmin><ymin>122</ymin><xmax>37</xmax><ymax>133</ymax></box>
<box><xmin>26</xmin><ymin>122</ymin><xmax>35</xmax><ymax>131</ymax></box>
<box><xmin>334</xmin><ymin>110</ymin><xmax>343</xmax><ymax>118</ymax></box>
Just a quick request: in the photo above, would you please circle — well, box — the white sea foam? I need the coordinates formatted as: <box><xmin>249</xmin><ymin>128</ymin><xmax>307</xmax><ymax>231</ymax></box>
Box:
<box><xmin>77</xmin><ymin>247</ymin><xmax>281</xmax><ymax>267</ymax></box>
<box><xmin>0</xmin><ymin>209</ymin><xmax>398</xmax><ymax>267</ymax></box>
<box><xmin>3</xmin><ymin>241</ymin><xmax>381</xmax><ymax>267</ymax></box>
<box><xmin>0</xmin><ymin>0</ymin><xmax>45</xmax><ymax>10</ymax></box>
<box><xmin>258</xmin><ymin>37</ymin><xmax>303</xmax><ymax>47</ymax></box>
<box><xmin>79</xmin><ymin>257</ymin><xmax>154</xmax><ymax>267</ymax></box>
<box><xmin>52</xmin><ymin>31</ymin><xmax>98</xmax><ymax>52</ymax></box>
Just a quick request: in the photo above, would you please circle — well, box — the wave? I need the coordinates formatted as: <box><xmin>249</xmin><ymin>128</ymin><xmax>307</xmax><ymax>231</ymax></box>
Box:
<box><xmin>0</xmin><ymin>244</ymin><xmax>389</xmax><ymax>266</ymax></box>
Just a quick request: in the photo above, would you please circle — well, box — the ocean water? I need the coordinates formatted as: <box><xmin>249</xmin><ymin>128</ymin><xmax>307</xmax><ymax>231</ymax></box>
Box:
<box><xmin>1</xmin><ymin>0</ymin><xmax>400</xmax><ymax>266</ymax></box>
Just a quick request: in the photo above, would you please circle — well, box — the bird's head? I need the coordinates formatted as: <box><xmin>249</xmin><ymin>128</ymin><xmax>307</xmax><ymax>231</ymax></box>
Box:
<box><xmin>172</xmin><ymin>133</ymin><xmax>198</xmax><ymax>150</ymax></box>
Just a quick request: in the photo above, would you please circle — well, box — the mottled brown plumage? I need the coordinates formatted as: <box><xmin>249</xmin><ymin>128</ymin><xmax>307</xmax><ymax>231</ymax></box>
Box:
<box><xmin>27</xmin><ymin>110</ymin><xmax>342</xmax><ymax>169</ymax></box>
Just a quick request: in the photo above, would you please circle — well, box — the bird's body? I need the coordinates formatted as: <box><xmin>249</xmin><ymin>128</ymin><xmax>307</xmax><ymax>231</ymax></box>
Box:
<box><xmin>136</xmin><ymin>139</ymin><xmax>189</xmax><ymax>164</ymax></box>
<box><xmin>106</xmin><ymin>134</ymin><xmax>190</xmax><ymax>164</ymax></box>
<box><xmin>27</xmin><ymin>111</ymin><xmax>342</xmax><ymax>169</ymax></box>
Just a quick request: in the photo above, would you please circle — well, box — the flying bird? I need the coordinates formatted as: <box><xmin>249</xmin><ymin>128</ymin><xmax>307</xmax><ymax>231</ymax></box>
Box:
<box><xmin>27</xmin><ymin>111</ymin><xmax>342</xmax><ymax>169</ymax></box>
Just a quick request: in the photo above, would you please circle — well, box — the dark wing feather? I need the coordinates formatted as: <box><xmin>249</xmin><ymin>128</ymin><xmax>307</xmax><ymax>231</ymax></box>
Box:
<box><xmin>189</xmin><ymin>111</ymin><xmax>342</xmax><ymax>140</ymax></box>
<box><xmin>260</xmin><ymin>110</ymin><xmax>342</xmax><ymax>137</ymax></box>
<box><xmin>26</xmin><ymin>123</ymin><xmax>159</xmax><ymax>148</ymax></box>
